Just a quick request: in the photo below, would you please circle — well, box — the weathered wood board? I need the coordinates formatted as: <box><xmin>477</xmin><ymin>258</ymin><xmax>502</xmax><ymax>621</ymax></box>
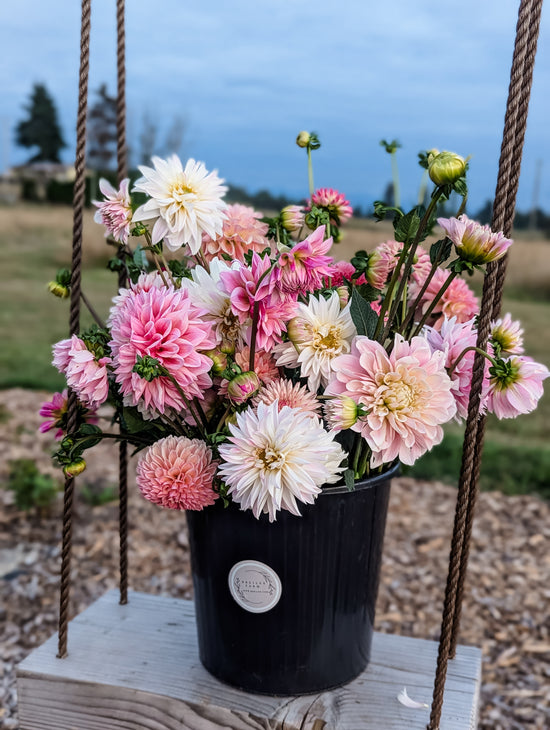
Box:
<box><xmin>17</xmin><ymin>590</ymin><xmax>481</xmax><ymax>729</ymax></box>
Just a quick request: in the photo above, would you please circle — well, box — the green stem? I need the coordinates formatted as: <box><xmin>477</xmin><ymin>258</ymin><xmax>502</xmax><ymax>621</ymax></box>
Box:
<box><xmin>373</xmin><ymin>242</ymin><xmax>411</xmax><ymax>341</ymax></box>
<box><xmin>456</xmin><ymin>194</ymin><xmax>468</xmax><ymax>218</ymax></box>
<box><xmin>391</xmin><ymin>151</ymin><xmax>400</xmax><ymax>209</ymax></box>
<box><xmin>307</xmin><ymin>146</ymin><xmax>314</xmax><ymax>197</ymax></box>
<box><xmin>448</xmin><ymin>346</ymin><xmax>497</xmax><ymax>377</ymax></box>
<box><xmin>215</xmin><ymin>404</ymin><xmax>232</xmax><ymax>432</ymax></box>
<box><xmin>356</xmin><ymin>443</ymin><xmax>371</xmax><ymax>480</ymax></box>
<box><xmin>80</xmin><ymin>291</ymin><xmax>105</xmax><ymax>329</ymax></box>
<box><xmin>411</xmin><ymin>271</ymin><xmax>458</xmax><ymax>337</ymax></box>
<box><xmin>166</xmin><ymin>374</ymin><xmax>205</xmax><ymax>434</ymax></box>
<box><xmin>143</xmin><ymin>229</ymin><xmax>169</xmax><ymax>288</ymax></box>
<box><xmin>193</xmin><ymin>397</ymin><xmax>209</xmax><ymax>429</ymax></box>
<box><xmin>398</xmin><ymin>260</ymin><xmax>440</xmax><ymax>337</ymax></box>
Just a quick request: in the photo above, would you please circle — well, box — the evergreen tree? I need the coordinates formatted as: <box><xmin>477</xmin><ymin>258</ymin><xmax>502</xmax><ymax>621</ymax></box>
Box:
<box><xmin>88</xmin><ymin>84</ymin><xmax>117</xmax><ymax>170</ymax></box>
<box><xmin>16</xmin><ymin>83</ymin><xmax>66</xmax><ymax>163</ymax></box>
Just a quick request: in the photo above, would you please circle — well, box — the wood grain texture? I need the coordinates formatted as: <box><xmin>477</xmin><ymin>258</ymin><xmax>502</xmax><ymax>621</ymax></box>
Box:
<box><xmin>17</xmin><ymin>590</ymin><xmax>481</xmax><ymax>729</ymax></box>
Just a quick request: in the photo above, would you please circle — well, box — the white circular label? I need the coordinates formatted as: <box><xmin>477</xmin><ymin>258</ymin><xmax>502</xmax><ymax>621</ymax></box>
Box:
<box><xmin>228</xmin><ymin>560</ymin><xmax>282</xmax><ymax>613</ymax></box>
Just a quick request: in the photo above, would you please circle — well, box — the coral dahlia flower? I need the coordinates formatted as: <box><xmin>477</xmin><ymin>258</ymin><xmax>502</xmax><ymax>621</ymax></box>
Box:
<box><xmin>93</xmin><ymin>178</ymin><xmax>132</xmax><ymax>244</ymax></box>
<box><xmin>202</xmin><ymin>203</ymin><xmax>269</xmax><ymax>263</ymax></box>
<box><xmin>413</xmin><ymin>267</ymin><xmax>478</xmax><ymax>327</ymax></box>
<box><xmin>132</xmin><ymin>155</ymin><xmax>227</xmax><ymax>254</ymax></box>
<box><xmin>326</xmin><ymin>335</ymin><xmax>456</xmax><ymax>467</ymax></box>
<box><xmin>309</xmin><ymin>188</ymin><xmax>353</xmax><ymax>224</ymax></box>
<box><xmin>137</xmin><ymin>436</ymin><xmax>218</xmax><ymax>510</ymax></box>
<box><xmin>253</xmin><ymin>379</ymin><xmax>320</xmax><ymax>418</ymax></box>
<box><xmin>218</xmin><ymin>401</ymin><xmax>345</xmax><ymax>521</ymax></box>
<box><xmin>109</xmin><ymin>280</ymin><xmax>215</xmax><ymax>415</ymax></box>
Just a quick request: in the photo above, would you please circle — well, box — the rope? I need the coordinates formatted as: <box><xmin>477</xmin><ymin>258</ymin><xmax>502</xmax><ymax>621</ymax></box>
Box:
<box><xmin>116</xmin><ymin>0</ymin><xmax>129</xmax><ymax>606</ymax></box>
<box><xmin>57</xmin><ymin>0</ymin><xmax>91</xmax><ymax>659</ymax></box>
<box><xmin>428</xmin><ymin>1</ymin><xmax>543</xmax><ymax>726</ymax></box>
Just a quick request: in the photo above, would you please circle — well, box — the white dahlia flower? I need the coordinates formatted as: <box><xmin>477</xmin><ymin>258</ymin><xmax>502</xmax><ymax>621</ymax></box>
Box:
<box><xmin>132</xmin><ymin>155</ymin><xmax>227</xmax><ymax>254</ymax></box>
<box><xmin>218</xmin><ymin>401</ymin><xmax>345</xmax><ymax>522</ymax></box>
<box><xmin>274</xmin><ymin>292</ymin><xmax>356</xmax><ymax>392</ymax></box>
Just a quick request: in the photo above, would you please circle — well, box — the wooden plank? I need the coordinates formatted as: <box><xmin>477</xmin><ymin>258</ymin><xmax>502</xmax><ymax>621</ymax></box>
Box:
<box><xmin>17</xmin><ymin>590</ymin><xmax>481</xmax><ymax>729</ymax></box>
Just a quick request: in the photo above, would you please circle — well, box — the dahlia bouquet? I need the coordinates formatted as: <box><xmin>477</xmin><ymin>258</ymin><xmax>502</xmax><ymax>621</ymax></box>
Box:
<box><xmin>43</xmin><ymin>134</ymin><xmax>548</xmax><ymax>522</ymax></box>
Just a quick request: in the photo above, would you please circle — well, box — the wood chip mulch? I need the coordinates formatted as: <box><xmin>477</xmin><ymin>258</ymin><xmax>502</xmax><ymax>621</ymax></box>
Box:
<box><xmin>1</xmin><ymin>388</ymin><xmax>549</xmax><ymax>729</ymax></box>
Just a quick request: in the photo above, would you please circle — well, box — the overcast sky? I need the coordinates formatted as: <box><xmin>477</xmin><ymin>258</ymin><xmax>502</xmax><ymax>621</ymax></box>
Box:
<box><xmin>1</xmin><ymin>0</ymin><xmax>548</xmax><ymax>213</ymax></box>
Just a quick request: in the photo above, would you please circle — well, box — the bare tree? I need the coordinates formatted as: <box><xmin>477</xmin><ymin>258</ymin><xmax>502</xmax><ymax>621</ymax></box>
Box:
<box><xmin>88</xmin><ymin>84</ymin><xmax>117</xmax><ymax>170</ymax></box>
<box><xmin>139</xmin><ymin>111</ymin><xmax>158</xmax><ymax>165</ymax></box>
<box><xmin>163</xmin><ymin>115</ymin><xmax>187</xmax><ymax>157</ymax></box>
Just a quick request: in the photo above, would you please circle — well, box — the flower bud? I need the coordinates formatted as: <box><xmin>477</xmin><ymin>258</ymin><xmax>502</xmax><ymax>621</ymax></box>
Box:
<box><xmin>205</xmin><ymin>348</ymin><xmax>228</xmax><ymax>376</ymax></box>
<box><xmin>324</xmin><ymin>396</ymin><xmax>359</xmax><ymax>431</ymax></box>
<box><xmin>227</xmin><ymin>371</ymin><xmax>260</xmax><ymax>405</ymax></box>
<box><xmin>296</xmin><ymin>131</ymin><xmax>311</xmax><ymax>148</ymax></box>
<box><xmin>63</xmin><ymin>458</ymin><xmax>86</xmax><ymax>478</ymax></box>
<box><xmin>428</xmin><ymin>150</ymin><xmax>467</xmax><ymax>186</ymax></box>
<box><xmin>48</xmin><ymin>281</ymin><xmax>70</xmax><ymax>299</ymax></box>
<box><xmin>336</xmin><ymin>286</ymin><xmax>349</xmax><ymax>308</ymax></box>
<box><xmin>281</xmin><ymin>205</ymin><xmax>305</xmax><ymax>233</ymax></box>
<box><xmin>287</xmin><ymin>317</ymin><xmax>312</xmax><ymax>353</ymax></box>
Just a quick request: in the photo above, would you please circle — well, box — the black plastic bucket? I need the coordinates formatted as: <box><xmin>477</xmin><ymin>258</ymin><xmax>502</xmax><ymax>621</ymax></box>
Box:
<box><xmin>186</xmin><ymin>462</ymin><xmax>397</xmax><ymax>695</ymax></box>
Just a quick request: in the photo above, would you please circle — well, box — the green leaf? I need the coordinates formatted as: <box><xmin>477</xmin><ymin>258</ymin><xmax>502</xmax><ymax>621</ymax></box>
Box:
<box><xmin>393</xmin><ymin>205</ymin><xmax>424</xmax><ymax>243</ymax></box>
<box><xmin>452</xmin><ymin>177</ymin><xmax>468</xmax><ymax>197</ymax></box>
<box><xmin>356</xmin><ymin>282</ymin><xmax>381</xmax><ymax>302</ymax></box>
<box><xmin>343</xmin><ymin>468</ymin><xmax>355</xmax><ymax>491</ymax></box>
<box><xmin>133</xmin><ymin>245</ymin><xmax>149</xmax><ymax>271</ymax></box>
<box><xmin>429</xmin><ymin>238</ymin><xmax>453</xmax><ymax>265</ymax></box>
<box><xmin>350</xmin><ymin>290</ymin><xmax>378</xmax><ymax>338</ymax></box>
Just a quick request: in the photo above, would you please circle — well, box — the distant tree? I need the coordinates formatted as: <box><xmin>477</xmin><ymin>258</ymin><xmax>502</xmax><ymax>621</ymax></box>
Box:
<box><xmin>15</xmin><ymin>83</ymin><xmax>66</xmax><ymax>163</ymax></box>
<box><xmin>162</xmin><ymin>115</ymin><xmax>186</xmax><ymax>157</ymax></box>
<box><xmin>88</xmin><ymin>84</ymin><xmax>117</xmax><ymax>170</ymax></box>
<box><xmin>139</xmin><ymin>111</ymin><xmax>158</xmax><ymax>165</ymax></box>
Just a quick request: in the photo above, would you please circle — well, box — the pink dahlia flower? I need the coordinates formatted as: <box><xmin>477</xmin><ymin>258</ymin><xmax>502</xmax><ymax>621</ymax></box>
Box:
<box><xmin>309</xmin><ymin>188</ymin><xmax>353</xmax><ymax>224</ymax></box>
<box><xmin>39</xmin><ymin>389</ymin><xmax>98</xmax><ymax>440</ymax></box>
<box><xmin>485</xmin><ymin>356</ymin><xmax>549</xmax><ymax>419</ymax></box>
<box><xmin>415</xmin><ymin>267</ymin><xmax>478</xmax><ymax>328</ymax></box>
<box><xmin>202</xmin><ymin>203</ymin><xmax>269</xmax><ymax>264</ymax></box>
<box><xmin>281</xmin><ymin>205</ymin><xmax>305</xmax><ymax>233</ymax></box>
<box><xmin>252</xmin><ymin>379</ymin><xmax>320</xmax><ymax>418</ymax></box>
<box><xmin>52</xmin><ymin>335</ymin><xmax>111</xmax><ymax>408</ymax></box>
<box><xmin>109</xmin><ymin>281</ymin><xmax>215</xmax><ymax>415</ymax></box>
<box><xmin>424</xmin><ymin>316</ymin><xmax>490</xmax><ymax>421</ymax></box>
<box><xmin>438</xmin><ymin>215</ymin><xmax>513</xmax><ymax>265</ymax></box>
<box><xmin>273</xmin><ymin>225</ymin><xmax>334</xmax><ymax>295</ymax></box>
<box><xmin>323</xmin><ymin>260</ymin><xmax>355</xmax><ymax>288</ymax></box>
<box><xmin>375</xmin><ymin>239</ymin><xmax>431</xmax><ymax>287</ymax></box>
<box><xmin>93</xmin><ymin>178</ymin><xmax>132</xmax><ymax>244</ymax></box>
<box><xmin>136</xmin><ymin>435</ymin><xmax>218</xmax><ymax>510</ymax></box>
<box><xmin>235</xmin><ymin>347</ymin><xmax>279</xmax><ymax>384</ymax></box>
<box><xmin>326</xmin><ymin>334</ymin><xmax>456</xmax><ymax>467</ymax></box>
<box><xmin>491</xmin><ymin>313</ymin><xmax>524</xmax><ymax>356</ymax></box>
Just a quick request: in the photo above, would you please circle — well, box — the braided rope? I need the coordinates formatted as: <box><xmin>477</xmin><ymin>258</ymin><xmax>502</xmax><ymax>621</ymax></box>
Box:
<box><xmin>428</xmin><ymin>1</ymin><xmax>543</xmax><ymax>725</ymax></box>
<box><xmin>57</xmin><ymin>0</ymin><xmax>91</xmax><ymax>659</ymax></box>
<box><xmin>116</xmin><ymin>0</ymin><xmax>129</xmax><ymax>605</ymax></box>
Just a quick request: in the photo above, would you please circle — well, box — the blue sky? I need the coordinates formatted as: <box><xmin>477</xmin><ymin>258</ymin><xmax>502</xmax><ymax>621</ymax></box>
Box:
<box><xmin>1</xmin><ymin>0</ymin><xmax>548</xmax><ymax>213</ymax></box>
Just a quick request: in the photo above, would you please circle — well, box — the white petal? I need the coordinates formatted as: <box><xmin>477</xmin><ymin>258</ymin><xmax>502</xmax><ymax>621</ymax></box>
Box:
<box><xmin>397</xmin><ymin>688</ymin><xmax>429</xmax><ymax>709</ymax></box>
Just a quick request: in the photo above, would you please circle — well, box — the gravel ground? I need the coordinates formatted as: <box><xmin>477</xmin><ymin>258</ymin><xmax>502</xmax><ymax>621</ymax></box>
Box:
<box><xmin>1</xmin><ymin>388</ymin><xmax>549</xmax><ymax>729</ymax></box>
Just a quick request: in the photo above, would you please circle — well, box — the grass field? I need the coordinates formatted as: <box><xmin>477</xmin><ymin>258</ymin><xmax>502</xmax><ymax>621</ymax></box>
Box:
<box><xmin>1</xmin><ymin>203</ymin><xmax>549</xmax><ymax>496</ymax></box>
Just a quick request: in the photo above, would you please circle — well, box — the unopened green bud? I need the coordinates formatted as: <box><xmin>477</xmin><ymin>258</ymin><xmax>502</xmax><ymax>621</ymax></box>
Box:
<box><xmin>287</xmin><ymin>317</ymin><xmax>312</xmax><ymax>353</ymax></box>
<box><xmin>64</xmin><ymin>458</ymin><xmax>86</xmax><ymax>478</ymax></box>
<box><xmin>296</xmin><ymin>131</ymin><xmax>311</xmax><ymax>148</ymax></box>
<box><xmin>132</xmin><ymin>223</ymin><xmax>148</xmax><ymax>237</ymax></box>
<box><xmin>227</xmin><ymin>371</ymin><xmax>260</xmax><ymax>405</ymax></box>
<box><xmin>336</xmin><ymin>286</ymin><xmax>349</xmax><ymax>308</ymax></box>
<box><xmin>48</xmin><ymin>281</ymin><xmax>70</xmax><ymax>299</ymax></box>
<box><xmin>132</xmin><ymin>354</ymin><xmax>168</xmax><ymax>381</ymax></box>
<box><xmin>205</xmin><ymin>349</ymin><xmax>228</xmax><ymax>376</ymax></box>
<box><xmin>428</xmin><ymin>150</ymin><xmax>467</xmax><ymax>186</ymax></box>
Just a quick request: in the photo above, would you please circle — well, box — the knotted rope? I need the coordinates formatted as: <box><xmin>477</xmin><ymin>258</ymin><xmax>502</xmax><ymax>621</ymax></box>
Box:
<box><xmin>57</xmin><ymin>0</ymin><xmax>91</xmax><ymax>659</ymax></box>
<box><xmin>428</xmin><ymin>1</ymin><xmax>543</xmax><ymax>726</ymax></box>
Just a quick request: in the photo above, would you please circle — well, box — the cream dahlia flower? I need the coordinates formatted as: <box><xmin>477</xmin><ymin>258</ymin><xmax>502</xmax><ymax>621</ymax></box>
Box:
<box><xmin>218</xmin><ymin>401</ymin><xmax>345</xmax><ymax>522</ymax></box>
<box><xmin>132</xmin><ymin>155</ymin><xmax>227</xmax><ymax>254</ymax></box>
<box><xmin>274</xmin><ymin>292</ymin><xmax>356</xmax><ymax>392</ymax></box>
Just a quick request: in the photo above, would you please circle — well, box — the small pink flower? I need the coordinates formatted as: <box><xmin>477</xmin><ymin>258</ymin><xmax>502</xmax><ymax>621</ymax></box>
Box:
<box><xmin>438</xmin><ymin>215</ymin><xmax>513</xmax><ymax>265</ymax></box>
<box><xmin>309</xmin><ymin>188</ymin><xmax>353</xmax><ymax>224</ymax></box>
<box><xmin>235</xmin><ymin>347</ymin><xmax>279</xmax><ymax>384</ymax></box>
<box><xmin>324</xmin><ymin>395</ymin><xmax>359</xmax><ymax>431</ymax></box>
<box><xmin>52</xmin><ymin>335</ymin><xmax>111</xmax><ymax>408</ymax></box>
<box><xmin>375</xmin><ymin>240</ymin><xmax>431</xmax><ymax>287</ymax></box>
<box><xmin>39</xmin><ymin>389</ymin><xmax>98</xmax><ymax>440</ymax></box>
<box><xmin>323</xmin><ymin>260</ymin><xmax>355</xmax><ymax>288</ymax></box>
<box><xmin>136</xmin><ymin>435</ymin><xmax>218</xmax><ymax>510</ymax></box>
<box><xmin>326</xmin><ymin>334</ymin><xmax>456</xmax><ymax>467</ymax></box>
<box><xmin>491</xmin><ymin>313</ymin><xmax>524</xmax><ymax>356</ymax></box>
<box><xmin>109</xmin><ymin>279</ymin><xmax>216</xmax><ymax>415</ymax></box>
<box><xmin>93</xmin><ymin>178</ymin><xmax>132</xmax><ymax>243</ymax></box>
<box><xmin>273</xmin><ymin>225</ymin><xmax>334</xmax><ymax>295</ymax></box>
<box><xmin>415</xmin><ymin>268</ymin><xmax>478</xmax><ymax>327</ymax></box>
<box><xmin>253</xmin><ymin>379</ymin><xmax>320</xmax><ymax>418</ymax></box>
<box><xmin>485</xmin><ymin>356</ymin><xmax>549</xmax><ymax>419</ymax></box>
<box><xmin>202</xmin><ymin>203</ymin><xmax>269</xmax><ymax>264</ymax></box>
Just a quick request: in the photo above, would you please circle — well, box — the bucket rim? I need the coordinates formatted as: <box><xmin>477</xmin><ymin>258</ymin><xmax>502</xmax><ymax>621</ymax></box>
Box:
<box><xmin>319</xmin><ymin>460</ymin><xmax>400</xmax><ymax>496</ymax></box>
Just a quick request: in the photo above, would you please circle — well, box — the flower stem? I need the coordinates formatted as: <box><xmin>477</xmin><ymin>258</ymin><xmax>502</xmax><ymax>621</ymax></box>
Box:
<box><xmin>411</xmin><ymin>270</ymin><xmax>458</xmax><ymax>337</ymax></box>
<box><xmin>391</xmin><ymin>151</ymin><xmax>400</xmax><ymax>209</ymax></box>
<box><xmin>448</xmin><ymin>346</ymin><xmax>496</xmax><ymax>377</ymax></box>
<box><xmin>307</xmin><ymin>146</ymin><xmax>314</xmax><ymax>198</ymax></box>
<box><xmin>80</xmin><ymin>291</ymin><xmax>105</xmax><ymax>329</ymax></box>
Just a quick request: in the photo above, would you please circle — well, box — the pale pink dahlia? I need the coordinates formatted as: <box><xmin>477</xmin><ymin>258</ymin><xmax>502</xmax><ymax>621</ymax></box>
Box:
<box><xmin>375</xmin><ymin>239</ymin><xmax>431</xmax><ymax>287</ymax></box>
<box><xmin>93</xmin><ymin>178</ymin><xmax>132</xmax><ymax>243</ymax></box>
<box><xmin>491</xmin><ymin>313</ymin><xmax>524</xmax><ymax>356</ymax></box>
<box><xmin>39</xmin><ymin>389</ymin><xmax>98</xmax><ymax>439</ymax></box>
<box><xmin>438</xmin><ymin>215</ymin><xmax>513</xmax><ymax>265</ymax></box>
<box><xmin>415</xmin><ymin>267</ymin><xmax>478</xmax><ymax>327</ymax></box>
<box><xmin>109</xmin><ymin>281</ymin><xmax>215</xmax><ymax>415</ymax></box>
<box><xmin>202</xmin><ymin>203</ymin><xmax>269</xmax><ymax>264</ymax></box>
<box><xmin>252</xmin><ymin>379</ymin><xmax>321</xmax><ymax>418</ymax></box>
<box><xmin>424</xmin><ymin>316</ymin><xmax>489</xmax><ymax>421</ymax></box>
<box><xmin>136</xmin><ymin>436</ymin><xmax>218</xmax><ymax>510</ymax></box>
<box><xmin>326</xmin><ymin>335</ymin><xmax>456</xmax><ymax>467</ymax></box>
<box><xmin>309</xmin><ymin>188</ymin><xmax>353</xmax><ymax>224</ymax></box>
<box><xmin>235</xmin><ymin>347</ymin><xmax>279</xmax><ymax>384</ymax></box>
<box><xmin>218</xmin><ymin>401</ymin><xmax>344</xmax><ymax>522</ymax></box>
<box><xmin>485</xmin><ymin>356</ymin><xmax>549</xmax><ymax>419</ymax></box>
<box><xmin>273</xmin><ymin>225</ymin><xmax>334</xmax><ymax>295</ymax></box>
<box><xmin>52</xmin><ymin>335</ymin><xmax>111</xmax><ymax>408</ymax></box>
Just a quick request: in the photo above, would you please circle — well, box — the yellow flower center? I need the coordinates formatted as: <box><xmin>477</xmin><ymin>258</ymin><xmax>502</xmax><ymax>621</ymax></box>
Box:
<box><xmin>373</xmin><ymin>372</ymin><xmax>417</xmax><ymax>415</ymax></box>
<box><xmin>169</xmin><ymin>181</ymin><xmax>195</xmax><ymax>204</ymax></box>
<box><xmin>255</xmin><ymin>446</ymin><xmax>285</xmax><ymax>471</ymax></box>
<box><xmin>312</xmin><ymin>324</ymin><xmax>343</xmax><ymax>355</ymax></box>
